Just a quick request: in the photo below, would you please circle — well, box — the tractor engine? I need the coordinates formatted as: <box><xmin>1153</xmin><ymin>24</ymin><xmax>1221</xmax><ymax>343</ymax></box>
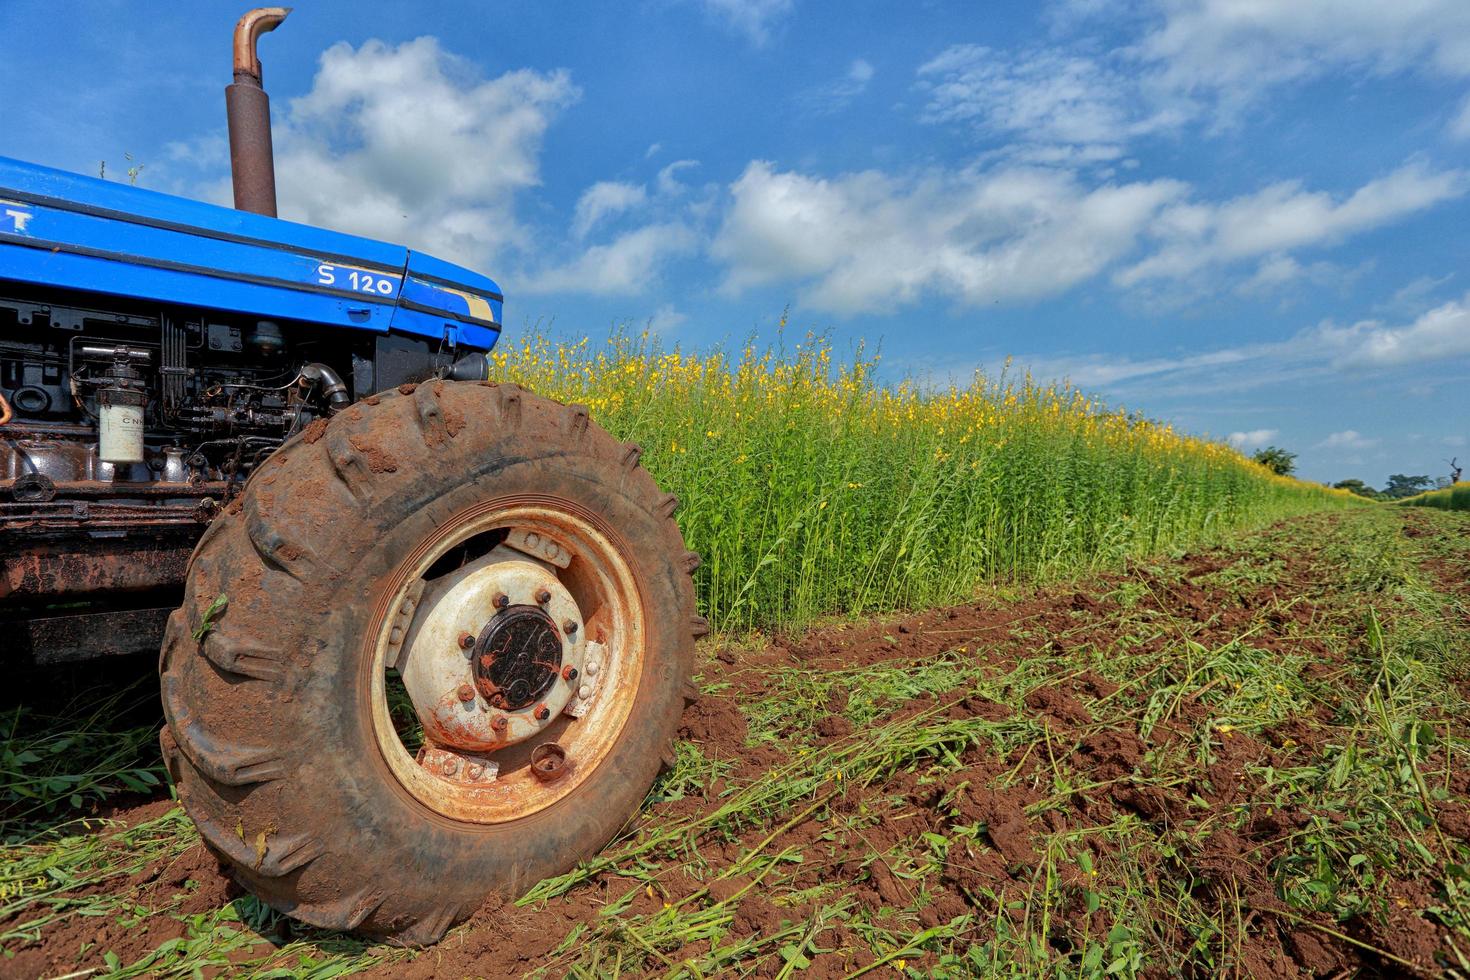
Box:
<box><xmin>0</xmin><ymin>284</ymin><xmax>473</xmax><ymax>661</ymax></box>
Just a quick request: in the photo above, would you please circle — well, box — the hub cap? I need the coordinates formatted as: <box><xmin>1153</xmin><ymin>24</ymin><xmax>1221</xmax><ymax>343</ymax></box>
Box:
<box><xmin>475</xmin><ymin>606</ymin><xmax>562</xmax><ymax>711</ymax></box>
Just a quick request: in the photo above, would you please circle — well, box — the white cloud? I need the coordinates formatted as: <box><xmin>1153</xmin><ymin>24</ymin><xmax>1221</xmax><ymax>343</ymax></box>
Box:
<box><xmin>657</xmin><ymin>160</ymin><xmax>701</xmax><ymax>196</ymax></box>
<box><xmin>709</xmin><ymin>155</ymin><xmax>1464</xmax><ymax>313</ymax></box>
<box><xmin>1119</xmin><ymin>163</ymin><xmax>1467</xmax><ymax>285</ymax></box>
<box><xmin>931</xmin><ymin>2</ymin><xmax>1470</xmax><ymax>149</ymax></box>
<box><xmin>800</xmin><ymin>58</ymin><xmax>875</xmax><ymax>113</ymax></box>
<box><xmin>1227</xmin><ymin>429</ymin><xmax>1279</xmax><ymax>450</ymax></box>
<box><xmin>1375</xmin><ymin>272</ymin><xmax>1456</xmax><ymax>315</ymax></box>
<box><xmin>1140</xmin><ymin>0</ymin><xmax>1470</xmax><ymax>107</ymax></box>
<box><xmin>1017</xmin><ymin>348</ymin><xmax>1252</xmax><ymax>389</ymax></box>
<box><xmin>647</xmin><ymin>303</ymin><xmax>689</xmax><ymax>333</ymax></box>
<box><xmin>1234</xmin><ymin>254</ymin><xmax>1350</xmax><ymax>298</ymax></box>
<box><xmin>712</xmin><ymin>160</ymin><xmax>1185</xmax><ymax>314</ymax></box>
<box><xmin>534</xmin><ymin>160</ymin><xmax>709</xmax><ymax>296</ymax></box>
<box><xmin>1318</xmin><ymin>292</ymin><xmax>1470</xmax><ymax>367</ymax></box>
<box><xmin>916</xmin><ymin>45</ymin><xmax>1184</xmax><ymax>156</ymax></box>
<box><xmin>1318</xmin><ymin>430</ymin><xmax>1379</xmax><ymax>451</ymax></box>
<box><xmin>264</xmin><ymin>37</ymin><xmax>577</xmax><ymax>267</ymax></box>
<box><xmin>1010</xmin><ymin>287</ymin><xmax>1470</xmax><ymax>401</ymax></box>
<box><xmin>696</xmin><ymin>0</ymin><xmax>794</xmax><ymax>45</ymax></box>
<box><xmin>572</xmin><ymin>181</ymin><xmax>648</xmax><ymax>239</ymax></box>
<box><xmin>522</xmin><ymin>223</ymin><xmax>697</xmax><ymax>296</ymax></box>
<box><xmin>1451</xmin><ymin>94</ymin><xmax>1470</xmax><ymax>140</ymax></box>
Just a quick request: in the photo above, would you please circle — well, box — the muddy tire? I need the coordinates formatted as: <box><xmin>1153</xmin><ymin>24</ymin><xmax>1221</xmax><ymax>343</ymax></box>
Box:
<box><xmin>159</xmin><ymin>381</ymin><xmax>703</xmax><ymax>944</ymax></box>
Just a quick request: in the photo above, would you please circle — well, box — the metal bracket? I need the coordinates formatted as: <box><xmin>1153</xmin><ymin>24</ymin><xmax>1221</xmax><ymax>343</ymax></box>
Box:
<box><xmin>564</xmin><ymin>640</ymin><xmax>605</xmax><ymax>718</ymax></box>
<box><xmin>504</xmin><ymin>527</ymin><xmax>573</xmax><ymax>568</ymax></box>
<box><xmin>386</xmin><ymin>579</ymin><xmax>426</xmax><ymax>672</ymax></box>
<box><xmin>416</xmin><ymin>745</ymin><xmax>499</xmax><ymax>784</ymax></box>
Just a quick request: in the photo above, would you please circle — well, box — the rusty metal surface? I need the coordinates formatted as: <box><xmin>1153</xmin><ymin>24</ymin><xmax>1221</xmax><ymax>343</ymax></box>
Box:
<box><xmin>0</xmin><ymin>480</ymin><xmax>228</xmax><ymax>499</ymax></box>
<box><xmin>368</xmin><ymin>501</ymin><xmax>644</xmax><ymax>825</ymax></box>
<box><xmin>0</xmin><ymin>537</ymin><xmax>193</xmax><ymax>599</ymax></box>
<box><xmin>3</xmin><ymin>605</ymin><xmax>173</xmax><ymax>664</ymax></box>
<box><xmin>232</xmin><ymin>7</ymin><xmax>291</xmax><ymax>81</ymax></box>
<box><xmin>1</xmin><ymin>500</ymin><xmax>215</xmax><ymax>537</ymax></box>
<box><xmin>399</xmin><ymin>546</ymin><xmax>585</xmax><ymax>754</ymax></box>
<box><xmin>227</xmin><ymin>8</ymin><xmax>291</xmax><ymax>216</ymax></box>
<box><xmin>225</xmin><ymin>84</ymin><xmax>279</xmax><ymax>217</ymax></box>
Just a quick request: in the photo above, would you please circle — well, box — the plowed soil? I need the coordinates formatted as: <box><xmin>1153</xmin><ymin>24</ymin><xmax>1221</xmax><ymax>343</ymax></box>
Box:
<box><xmin>5</xmin><ymin>507</ymin><xmax>1470</xmax><ymax>978</ymax></box>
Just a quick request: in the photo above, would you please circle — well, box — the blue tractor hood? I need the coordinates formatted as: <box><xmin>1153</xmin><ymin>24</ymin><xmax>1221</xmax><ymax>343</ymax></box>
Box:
<box><xmin>0</xmin><ymin>156</ymin><xmax>503</xmax><ymax>350</ymax></box>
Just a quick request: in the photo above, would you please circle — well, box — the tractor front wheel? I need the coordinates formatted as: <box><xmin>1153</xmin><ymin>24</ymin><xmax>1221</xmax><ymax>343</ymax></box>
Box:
<box><xmin>159</xmin><ymin>381</ymin><xmax>702</xmax><ymax>943</ymax></box>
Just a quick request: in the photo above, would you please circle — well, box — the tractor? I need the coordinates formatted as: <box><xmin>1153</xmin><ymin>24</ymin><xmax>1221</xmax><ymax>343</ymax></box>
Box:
<box><xmin>0</xmin><ymin>8</ymin><xmax>701</xmax><ymax>943</ymax></box>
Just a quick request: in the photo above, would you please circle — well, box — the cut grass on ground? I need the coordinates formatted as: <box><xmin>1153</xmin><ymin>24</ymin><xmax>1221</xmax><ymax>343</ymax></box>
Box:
<box><xmin>4</xmin><ymin>506</ymin><xmax>1469</xmax><ymax>977</ymax></box>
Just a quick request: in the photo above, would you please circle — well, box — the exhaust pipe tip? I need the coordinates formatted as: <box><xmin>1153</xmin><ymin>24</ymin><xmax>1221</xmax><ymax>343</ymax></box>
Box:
<box><xmin>233</xmin><ymin>7</ymin><xmax>292</xmax><ymax>84</ymax></box>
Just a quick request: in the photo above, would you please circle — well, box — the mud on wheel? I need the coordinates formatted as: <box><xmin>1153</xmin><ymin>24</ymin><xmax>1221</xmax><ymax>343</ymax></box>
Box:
<box><xmin>159</xmin><ymin>381</ymin><xmax>705</xmax><ymax>944</ymax></box>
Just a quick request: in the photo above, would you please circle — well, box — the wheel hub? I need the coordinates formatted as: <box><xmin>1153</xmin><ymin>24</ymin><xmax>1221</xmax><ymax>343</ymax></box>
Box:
<box><xmin>395</xmin><ymin>544</ymin><xmax>588</xmax><ymax>757</ymax></box>
<box><xmin>369</xmin><ymin>504</ymin><xmax>642</xmax><ymax>824</ymax></box>
<box><xmin>473</xmin><ymin>605</ymin><xmax>563</xmax><ymax>710</ymax></box>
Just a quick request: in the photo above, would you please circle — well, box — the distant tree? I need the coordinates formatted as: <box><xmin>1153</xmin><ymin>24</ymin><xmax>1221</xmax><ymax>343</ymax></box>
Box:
<box><xmin>1382</xmin><ymin>474</ymin><xmax>1433</xmax><ymax>500</ymax></box>
<box><xmin>1252</xmin><ymin>446</ymin><xmax>1297</xmax><ymax>476</ymax></box>
<box><xmin>1332</xmin><ymin>478</ymin><xmax>1380</xmax><ymax>499</ymax></box>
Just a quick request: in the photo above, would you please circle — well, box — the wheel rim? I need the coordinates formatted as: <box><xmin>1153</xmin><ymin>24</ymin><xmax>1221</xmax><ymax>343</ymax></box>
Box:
<box><xmin>366</xmin><ymin>496</ymin><xmax>645</xmax><ymax>823</ymax></box>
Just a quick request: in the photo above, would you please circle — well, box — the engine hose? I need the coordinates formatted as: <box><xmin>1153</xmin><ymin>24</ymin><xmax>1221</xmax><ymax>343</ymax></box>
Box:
<box><xmin>299</xmin><ymin>363</ymin><xmax>351</xmax><ymax>413</ymax></box>
<box><xmin>0</xmin><ymin>390</ymin><xmax>12</xmax><ymax>426</ymax></box>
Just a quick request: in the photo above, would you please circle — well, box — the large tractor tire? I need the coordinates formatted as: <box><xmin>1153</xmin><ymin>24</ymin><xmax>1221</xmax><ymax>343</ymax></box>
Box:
<box><xmin>159</xmin><ymin>381</ymin><xmax>704</xmax><ymax>944</ymax></box>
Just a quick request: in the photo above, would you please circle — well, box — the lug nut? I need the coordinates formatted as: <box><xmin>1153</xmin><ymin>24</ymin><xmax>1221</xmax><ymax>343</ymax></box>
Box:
<box><xmin>564</xmin><ymin>620</ymin><xmax>578</xmax><ymax>635</ymax></box>
<box><xmin>534</xmin><ymin>704</ymin><xmax>550</xmax><ymax>721</ymax></box>
<box><xmin>458</xmin><ymin>631</ymin><xmax>475</xmax><ymax>650</ymax></box>
<box><xmin>490</xmin><ymin>715</ymin><xmax>508</xmax><ymax>733</ymax></box>
<box><xmin>456</xmin><ymin>683</ymin><xmax>475</xmax><ymax>703</ymax></box>
<box><xmin>562</xmin><ymin>665</ymin><xmax>579</xmax><ymax>682</ymax></box>
<box><xmin>535</xmin><ymin>587</ymin><xmax>552</xmax><ymax>604</ymax></box>
<box><xmin>492</xmin><ymin>592</ymin><xmax>509</xmax><ymax>609</ymax></box>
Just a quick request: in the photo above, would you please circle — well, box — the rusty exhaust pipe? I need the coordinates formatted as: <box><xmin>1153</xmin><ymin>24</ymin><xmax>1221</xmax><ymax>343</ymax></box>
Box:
<box><xmin>226</xmin><ymin>7</ymin><xmax>291</xmax><ymax>217</ymax></box>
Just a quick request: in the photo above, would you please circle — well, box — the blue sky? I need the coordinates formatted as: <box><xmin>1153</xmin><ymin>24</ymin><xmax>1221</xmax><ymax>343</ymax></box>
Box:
<box><xmin>1</xmin><ymin>1</ymin><xmax>1467</xmax><ymax>486</ymax></box>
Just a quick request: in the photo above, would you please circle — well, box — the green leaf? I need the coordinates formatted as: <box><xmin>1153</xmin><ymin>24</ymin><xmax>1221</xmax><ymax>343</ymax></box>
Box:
<box><xmin>193</xmin><ymin>593</ymin><xmax>229</xmax><ymax>642</ymax></box>
<box><xmin>779</xmin><ymin>943</ymin><xmax>812</xmax><ymax>969</ymax></box>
